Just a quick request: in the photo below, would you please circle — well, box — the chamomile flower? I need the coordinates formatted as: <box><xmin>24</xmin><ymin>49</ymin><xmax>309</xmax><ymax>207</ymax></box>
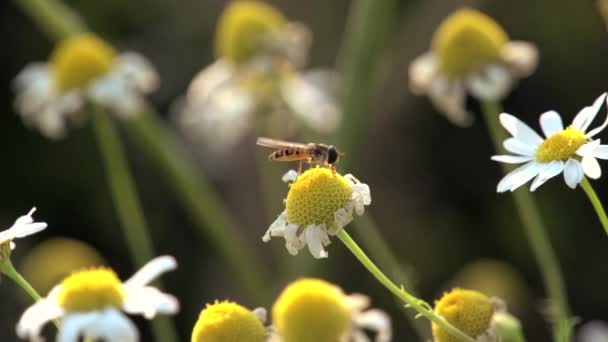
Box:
<box><xmin>0</xmin><ymin>208</ymin><xmax>47</xmax><ymax>263</ymax></box>
<box><xmin>191</xmin><ymin>300</ymin><xmax>267</xmax><ymax>342</ymax></box>
<box><xmin>13</xmin><ymin>33</ymin><xmax>158</xmax><ymax>139</ymax></box>
<box><xmin>176</xmin><ymin>0</ymin><xmax>340</xmax><ymax>154</ymax></box>
<box><xmin>433</xmin><ymin>288</ymin><xmax>507</xmax><ymax>342</ymax></box>
<box><xmin>409</xmin><ymin>8</ymin><xmax>538</xmax><ymax>126</ymax></box>
<box><xmin>271</xmin><ymin>278</ymin><xmax>391</xmax><ymax>342</ymax></box>
<box><xmin>263</xmin><ymin>168</ymin><xmax>371</xmax><ymax>259</ymax></box>
<box><xmin>492</xmin><ymin>93</ymin><xmax>608</xmax><ymax>192</ymax></box>
<box><xmin>16</xmin><ymin>256</ymin><xmax>179</xmax><ymax>342</ymax></box>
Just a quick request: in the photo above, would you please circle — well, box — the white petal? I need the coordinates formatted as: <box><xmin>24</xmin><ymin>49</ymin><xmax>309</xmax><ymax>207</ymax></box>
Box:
<box><xmin>539</xmin><ymin>110</ymin><xmax>563</xmax><ymax>138</ymax></box>
<box><xmin>563</xmin><ymin>159</ymin><xmax>584</xmax><ymax>189</ymax></box>
<box><xmin>408</xmin><ymin>53</ymin><xmax>438</xmax><ymax>94</ymax></box>
<box><xmin>586</xmin><ymin>93</ymin><xmax>608</xmax><ymax>138</ymax></box>
<box><xmin>352</xmin><ymin>309</ymin><xmax>392</xmax><ymax>342</ymax></box>
<box><xmin>123</xmin><ymin>286</ymin><xmax>179</xmax><ymax>319</ymax></box>
<box><xmin>578</xmin><ymin>320</ymin><xmax>608</xmax><ymax>342</ymax></box>
<box><xmin>124</xmin><ymin>256</ymin><xmax>177</xmax><ymax>288</ymax></box>
<box><xmin>305</xmin><ymin>225</ymin><xmax>329</xmax><ymax>259</ymax></box>
<box><xmin>252</xmin><ymin>307</ymin><xmax>267</xmax><ymax>325</ymax></box>
<box><xmin>334</xmin><ymin>207</ymin><xmax>354</xmax><ymax>230</ymax></box>
<box><xmin>282</xmin><ymin>170</ymin><xmax>299</xmax><ymax>183</ymax></box>
<box><xmin>114</xmin><ymin>52</ymin><xmax>159</xmax><ymax>93</ymax></box>
<box><xmin>281</xmin><ymin>70</ymin><xmax>341</xmax><ymax>133</ymax></box>
<box><xmin>58</xmin><ymin>309</ymin><xmax>138</xmax><ymax>342</ymax></box>
<box><xmin>503</xmin><ymin>138</ymin><xmax>537</xmax><ymax>157</ymax></box>
<box><xmin>582</xmin><ymin>156</ymin><xmax>602</xmax><ymax>179</ymax></box>
<box><xmin>89</xmin><ymin>73</ymin><xmax>143</xmax><ymax>118</ymax></box>
<box><xmin>0</xmin><ymin>208</ymin><xmax>47</xmax><ymax>244</ymax></box>
<box><xmin>428</xmin><ymin>77</ymin><xmax>472</xmax><ymax>126</ymax></box>
<box><xmin>589</xmin><ymin>145</ymin><xmax>608</xmax><ymax>160</ymax></box>
<box><xmin>491</xmin><ymin>155</ymin><xmax>534</xmax><ymax>164</ymax></box>
<box><xmin>530</xmin><ymin>160</ymin><xmax>564</xmax><ymax>191</ymax></box>
<box><xmin>499</xmin><ymin>113</ymin><xmax>543</xmax><ymax>146</ymax></box>
<box><xmin>16</xmin><ymin>290</ymin><xmax>64</xmax><ymax>342</ymax></box>
<box><xmin>572</xmin><ymin>93</ymin><xmax>607</xmax><ymax>133</ymax></box>
<box><xmin>467</xmin><ymin>64</ymin><xmax>512</xmax><ymax>100</ymax></box>
<box><xmin>501</xmin><ymin>41</ymin><xmax>539</xmax><ymax>78</ymax></box>
<box><xmin>577</xmin><ymin>140</ymin><xmax>602</xmax><ymax>157</ymax></box>
<box><xmin>496</xmin><ymin>161</ymin><xmax>544</xmax><ymax>193</ymax></box>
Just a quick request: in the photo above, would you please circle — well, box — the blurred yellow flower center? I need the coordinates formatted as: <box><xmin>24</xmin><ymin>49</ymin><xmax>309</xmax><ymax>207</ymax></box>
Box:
<box><xmin>286</xmin><ymin>168</ymin><xmax>353</xmax><ymax>227</ymax></box>
<box><xmin>57</xmin><ymin>268</ymin><xmax>124</xmax><ymax>312</ymax></box>
<box><xmin>432</xmin><ymin>8</ymin><xmax>508</xmax><ymax>77</ymax></box>
<box><xmin>273</xmin><ymin>278</ymin><xmax>351</xmax><ymax>342</ymax></box>
<box><xmin>50</xmin><ymin>33</ymin><xmax>117</xmax><ymax>93</ymax></box>
<box><xmin>432</xmin><ymin>288</ymin><xmax>494</xmax><ymax>342</ymax></box>
<box><xmin>215</xmin><ymin>0</ymin><xmax>286</xmax><ymax>62</ymax></box>
<box><xmin>191</xmin><ymin>301</ymin><xmax>266</xmax><ymax>342</ymax></box>
<box><xmin>536</xmin><ymin>126</ymin><xmax>586</xmax><ymax>162</ymax></box>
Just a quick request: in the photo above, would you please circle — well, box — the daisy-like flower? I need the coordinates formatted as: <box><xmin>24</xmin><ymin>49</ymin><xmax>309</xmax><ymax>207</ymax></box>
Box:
<box><xmin>191</xmin><ymin>300</ymin><xmax>268</xmax><ymax>342</ymax></box>
<box><xmin>17</xmin><ymin>256</ymin><xmax>179</xmax><ymax>342</ymax></box>
<box><xmin>409</xmin><ymin>8</ymin><xmax>538</xmax><ymax>126</ymax></box>
<box><xmin>176</xmin><ymin>0</ymin><xmax>340</xmax><ymax>154</ymax></box>
<box><xmin>263</xmin><ymin>168</ymin><xmax>371</xmax><ymax>259</ymax></box>
<box><xmin>433</xmin><ymin>288</ymin><xmax>508</xmax><ymax>342</ymax></box>
<box><xmin>271</xmin><ymin>278</ymin><xmax>391</xmax><ymax>342</ymax></box>
<box><xmin>13</xmin><ymin>33</ymin><xmax>158</xmax><ymax>139</ymax></box>
<box><xmin>0</xmin><ymin>208</ymin><xmax>47</xmax><ymax>263</ymax></box>
<box><xmin>492</xmin><ymin>93</ymin><xmax>608</xmax><ymax>192</ymax></box>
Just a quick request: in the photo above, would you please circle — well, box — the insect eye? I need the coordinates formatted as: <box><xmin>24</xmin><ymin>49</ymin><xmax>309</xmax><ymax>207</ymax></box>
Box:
<box><xmin>327</xmin><ymin>147</ymin><xmax>338</xmax><ymax>164</ymax></box>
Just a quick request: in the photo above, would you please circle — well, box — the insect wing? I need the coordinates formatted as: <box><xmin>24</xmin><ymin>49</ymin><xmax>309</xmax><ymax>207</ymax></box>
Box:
<box><xmin>256</xmin><ymin>137</ymin><xmax>309</xmax><ymax>149</ymax></box>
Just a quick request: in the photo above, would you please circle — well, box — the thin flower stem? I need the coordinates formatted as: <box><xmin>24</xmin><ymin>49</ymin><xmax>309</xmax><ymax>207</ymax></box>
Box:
<box><xmin>481</xmin><ymin>100</ymin><xmax>571</xmax><ymax>341</ymax></box>
<box><xmin>91</xmin><ymin>108</ymin><xmax>179</xmax><ymax>342</ymax></box>
<box><xmin>579</xmin><ymin>177</ymin><xmax>608</xmax><ymax>236</ymax></box>
<box><xmin>15</xmin><ymin>0</ymin><xmax>84</xmax><ymax>39</ymax></box>
<box><xmin>337</xmin><ymin>229</ymin><xmax>475</xmax><ymax>342</ymax></box>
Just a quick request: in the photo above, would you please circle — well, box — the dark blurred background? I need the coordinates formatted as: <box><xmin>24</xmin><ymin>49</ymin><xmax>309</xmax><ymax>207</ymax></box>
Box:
<box><xmin>1</xmin><ymin>0</ymin><xmax>608</xmax><ymax>341</ymax></box>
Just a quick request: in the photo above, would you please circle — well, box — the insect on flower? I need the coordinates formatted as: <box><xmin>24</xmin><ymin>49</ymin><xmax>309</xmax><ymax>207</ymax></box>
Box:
<box><xmin>256</xmin><ymin>137</ymin><xmax>344</xmax><ymax>174</ymax></box>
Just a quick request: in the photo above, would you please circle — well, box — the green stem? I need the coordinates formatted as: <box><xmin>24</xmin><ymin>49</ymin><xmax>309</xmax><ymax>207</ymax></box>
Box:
<box><xmin>352</xmin><ymin>215</ymin><xmax>429</xmax><ymax>338</ymax></box>
<box><xmin>337</xmin><ymin>229</ymin><xmax>474</xmax><ymax>342</ymax></box>
<box><xmin>579</xmin><ymin>177</ymin><xmax>608</xmax><ymax>236</ymax></box>
<box><xmin>481</xmin><ymin>100</ymin><xmax>571</xmax><ymax>341</ymax></box>
<box><xmin>123</xmin><ymin>111</ymin><xmax>271</xmax><ymax>303</ymax></box>
<box><xmin>15</xmin><ymin>0</ymin><xmax>85</xmax><ymax>39</ymax></box>
<box><xmin>91</xmin><ymin>108</ymin><xmax>178</xmax><ymax>342</ymax></box>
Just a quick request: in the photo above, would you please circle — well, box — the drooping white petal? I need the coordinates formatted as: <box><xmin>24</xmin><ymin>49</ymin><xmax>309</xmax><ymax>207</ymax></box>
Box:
<box><xmin>466</xmin><ymin>64</ymin><xmax>512</xmax><ymax>100</ymax></box>
<box><xmin>282</xmin><ymin>170</ymin><xmax>299</xmax><ymax>183</ymax></box>
<box><xmin>16</xmin><ymin>288</ymin><xmax>64</xmax><ymax>342</ymax></box>
<box><xmin>428</xmin><ymin>77</ymin><xmax>472</xmax><ymax>127</ymax></box>
<box><xmin>582</xmin><ymin>156</ymin><xmax>602</xmax><ymax>179</ymax></box>
<box><xmin>539</xmin><ymin>110</ymin><xmax>563</xmax><ymax>138</ymax></box>
<box><xmin>334</xmin><ymin>207</ymin><xmax>354</xmax><ymax>231</ymax></box>
<box><xmin>352</xmin><ymin>309</ymin><xmax>393</xmax><ymax>342</ymax></box>
<box><xmin>530</xmin><ymin>160</ymin><xmax>564</xmax><ymax>191</ymax></box>
<box><xmin>572</xmin><ymin>93</ymin><xmax>607</xmax><ymax>133</ymax></box>
<box><xmin>57</xmin><ymin>309</ymin><xmax>138</xmax><ymax>342</ymax></box>
<box><xmin>503</xmin><ymin>138</ymin><xmax>537</xmax><ymax>157</ymax></box>
<box><xmin>563</xmin><ymin>159</ymin><xmax>584</xmax><ymax>189</ymax></box>
<box><xmin>408</xmin><ymin>53</ymin><xmax>438</xmax><ymax>95</ymax></box>
<box><xmin>88</xmin><ymin>73</ymin><xmax>143</xmax><ymax>118</ymax></box>
<box><xmin>490</xmin><ymin>155</ymin><xmax>533</xmax><ymax>164</ymax></box>
<box><xmin>281</xmin><ymin>70</ymin><xmax>341</xmax><ymax>133</ymax></box>
<box><xmin>304</xmin><ymin>225</ymin><xmax>329</xmax><ymax>259</ymax></box>
<box><xmin>114</xmin><ymin>52</ymin><xmax>159</xmax><ymax>93</ymax></box>
<box><xmin>586</xmin><ymin>93</ymin><xmax>608</xmax><ymax>138</ymax></box>
<box><xmin>122</xmin><ymin>286</ymin><xmax>179</xmax><ymax>319</ymax></box>
<box><xmin>0</xmin><ymin>208</ymin><xmax>47</xmax><ymax>244</ymax></box>
<box><xmin>496</xmin><ymin>161</ymin><xmax>544</xmax><ymax>193</ymax></box>
<box><xmin>501</xmin><ymin>41</ymin><xmax>539</xmax><ymax>77</ymax></box>
<box><xmin>499</xmin><ymin>113</ymin><xmax>543</xmax><ymax>146</ymax></box>
<box><xmin>124</xmin><ymin>256</ymin><xmax>177</xmax><ymax>288</ymax></box>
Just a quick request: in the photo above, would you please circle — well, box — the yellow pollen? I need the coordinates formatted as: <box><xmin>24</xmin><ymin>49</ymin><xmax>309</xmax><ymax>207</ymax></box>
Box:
<box><xmin>272</xmin><ymin>278</ymin><xmax>351</xmax><ymax>342</ymax></box>
<box><xmin>50</xmin><ymin>33</ymin><xmax>117</xmax><ymax>93</ymax></box>
<box><xmin>57</xmin><ymin>268</ymin><xmax>124</xmax><ymax>312</ymax></box>
<box><xmin>191</xmin><ymin>301</ymin><xmax>266</xmax><ymax>342</ymax></box>
<box><xmin>285</xmin><ymin>168</ymin><xmax>353</xmax><ymax>227</ymax></box>
<box><xmin>215</xmin><ymin>0</ymin><xmax>286</xmax><ymax>63</ymax></box>
<box><xmin>535</xmin><ymin>126</ymin><xmax>586</xmax><ymax>162</ymax></box>
<box><xmin>432</xmin><ymin>8</ymin><xmax>508</xmax><ymax>77</ymax></box>
<box><xmin>432</xmin><ymin>288</ymin><xmax>494</xmax><ymax>342</ymax></box>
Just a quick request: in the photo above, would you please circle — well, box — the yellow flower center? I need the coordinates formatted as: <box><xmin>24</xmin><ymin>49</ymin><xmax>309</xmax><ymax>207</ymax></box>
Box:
<box><xmin>535</xmin><ymin>126</ymin><xmax>586</xmax><ymax>162</ymax></box>
<box><xmin>191</xmin><ymin>301</ymin><xmax>266</xmax><ymax>342</ymax></box>
<box><xmin>272</xmin><ymin>278</ymin><xmax>351</xmax><ymax>342</ymax></box>
<box><xmin>432</xmin><ymin>8</ymin><xmax>508</xmax><ymax>77</ymax></box>
<box><xmin>50</xmin><ymin>33</ymin><xmax>117</xmax><ymax>93</ymax></box>
<box><xmin>432</xmin><ymin>288</ymin><xmax>494</xmax><ymax>342</ymax></box>
<box><xmin>57</xmin><ymin>268</ymin><xmax>125</xmax><ymax>312</ymax></box>
<box><xmin>215</xmin><ymin>0</ymin><xmax>286</xmax><ymax>63</ymax></box>
<box><xmin>286</xmin><ymin>168</ymin><xmax>353</xmax><ymax>227</ymax></box>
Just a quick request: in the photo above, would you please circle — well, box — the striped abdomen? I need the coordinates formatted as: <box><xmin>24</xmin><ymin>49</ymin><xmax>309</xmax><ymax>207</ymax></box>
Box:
<box><xmin>269</xmin><ymin>148</ymin><xmax>309</xmax><ymax>162</ymax></box>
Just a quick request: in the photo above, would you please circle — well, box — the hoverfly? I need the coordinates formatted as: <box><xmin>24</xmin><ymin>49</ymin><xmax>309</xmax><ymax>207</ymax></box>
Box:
<box><xmin>256</xmin><ymin>137</ymin><xmax>344</xmax><ymax>174</ymax></box>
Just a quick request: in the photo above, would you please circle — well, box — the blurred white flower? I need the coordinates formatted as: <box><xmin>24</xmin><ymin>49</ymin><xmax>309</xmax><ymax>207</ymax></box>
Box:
<box><xmin>0</xmin><ymin>208</ymin><xmax>47</xmax><ymax>252</ymax></box>
<box><xmin>17</xmin><ymin>256</ymin><xmax>179</xmax><ymax>342</ymax></box>
<box><xmin>578</xmin><ymin>320</ymin><xmax>608</xmax><ymax>342</ymax></box>
<box><xmin>13</xmin><ymin>33</ymin><xmax>158</xmax><ymax>139</ymax></box>
<box><xmin>492</xmin><ymin>93</ymin><xmax>608</xmax><ymax>192</ymax></box>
